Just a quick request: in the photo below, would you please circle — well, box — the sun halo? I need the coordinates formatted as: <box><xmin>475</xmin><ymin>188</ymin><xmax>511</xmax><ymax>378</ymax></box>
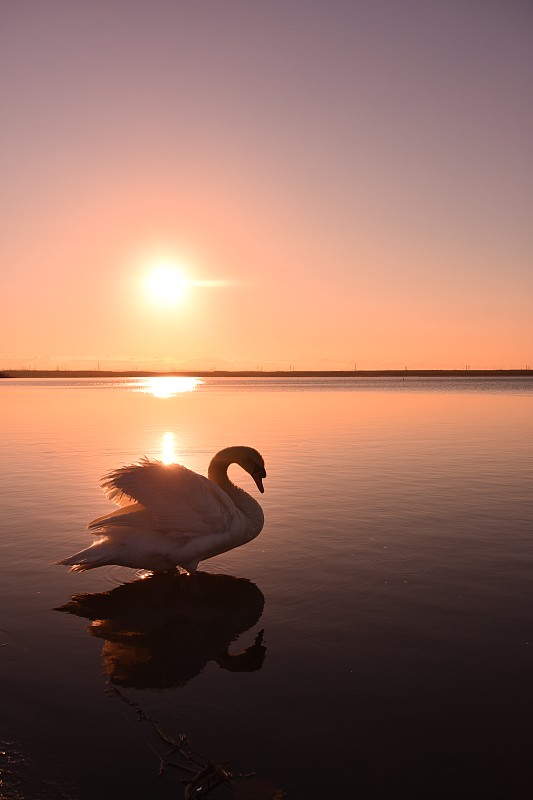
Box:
<box><xmin>145</xmin><ymin>262</ymin><xmax>189</xmax><ymax>307</ymax></box>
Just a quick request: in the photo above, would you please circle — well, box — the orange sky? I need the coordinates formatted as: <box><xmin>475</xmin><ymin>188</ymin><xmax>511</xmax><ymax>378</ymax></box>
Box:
<box><xmin>1</xmin><ymin>1</ymin><xmax>532</xmax><ymax>371</ymax></box>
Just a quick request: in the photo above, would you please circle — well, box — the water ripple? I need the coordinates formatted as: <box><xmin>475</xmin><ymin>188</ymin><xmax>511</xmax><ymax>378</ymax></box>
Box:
<box><xmin>367</xmin><ymin>557</ymin><xmax>432</xmax><ymax>576</ymax></box>
<box><xmin>0</xmin><ymin>629</ymin><xmax>29</xmax><ymax>665</ymax></box>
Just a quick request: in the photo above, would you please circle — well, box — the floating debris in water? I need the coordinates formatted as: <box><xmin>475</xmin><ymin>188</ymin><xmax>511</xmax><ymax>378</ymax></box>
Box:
<box><xmin>107</xmin><ymin>685</ymin><xmax>286</xmax><ymax>799</ymax></box>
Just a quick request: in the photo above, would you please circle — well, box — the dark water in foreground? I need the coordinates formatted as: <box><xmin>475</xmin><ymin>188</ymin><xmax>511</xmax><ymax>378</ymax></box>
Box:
<box><xmin>1</xmin><ymin>377</ymin><xmax>532</xmax><ymax>798</ymax></box>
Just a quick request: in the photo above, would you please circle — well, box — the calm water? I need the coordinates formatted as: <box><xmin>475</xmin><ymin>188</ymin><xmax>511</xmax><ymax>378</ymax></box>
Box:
<box><xmin>1</xmin><ymin>377</ymin><xmax>532</xmax><ymax>799</ymax></box>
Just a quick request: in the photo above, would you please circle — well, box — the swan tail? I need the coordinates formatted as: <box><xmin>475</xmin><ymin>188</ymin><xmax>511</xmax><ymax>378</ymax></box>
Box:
<box><xmin>56</xmin><ymin>540</ymin><xmax>119</xmax><ymax>572</ymax></box>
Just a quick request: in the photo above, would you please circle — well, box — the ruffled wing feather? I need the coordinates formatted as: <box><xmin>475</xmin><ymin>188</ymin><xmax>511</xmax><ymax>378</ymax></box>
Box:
<box><xmin>100</xmin><ymin>458</ymin><xmax>236</xmax><ymax>535</ymax></box>
<box><xmin>88</xmin><ymin>502</ymin><xmax>150</xmax><ymax>532</ymax></box>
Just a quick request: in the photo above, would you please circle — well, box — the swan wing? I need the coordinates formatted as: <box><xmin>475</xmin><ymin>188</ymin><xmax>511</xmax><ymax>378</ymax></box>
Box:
<box><xmin>88</xmin><ymin>502</ymin><xmax>151</xmax><ymax>532</ymax></box>
<box><xmin>100</xmin><ymin>458</ymin><xmax>235</xmax><ymax>534</ymax></box>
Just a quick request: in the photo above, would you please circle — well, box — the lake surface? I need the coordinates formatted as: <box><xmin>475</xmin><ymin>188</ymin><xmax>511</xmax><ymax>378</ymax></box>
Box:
<box><xmin>1</xmin><ymin>376</ymin><xmax>532</xmax><ymax>799</ymax></box>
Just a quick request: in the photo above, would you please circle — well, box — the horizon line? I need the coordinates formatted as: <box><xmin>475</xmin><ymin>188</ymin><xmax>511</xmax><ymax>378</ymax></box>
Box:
<box><xmin>2</xmin><ymin>368</ymin><xmax>532</xmax><ymax>379</ymax></box>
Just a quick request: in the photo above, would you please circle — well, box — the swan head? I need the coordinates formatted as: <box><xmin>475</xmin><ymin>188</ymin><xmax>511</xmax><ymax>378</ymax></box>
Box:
<box><xmin>211</xmin><ymin>446</ymin><xmax>267</xmax><ymax>493</ymax></box>
<box><xmin>247</xmin><ymin>451</ymin><xmax>267</xmax><ymax>494</ymax></box>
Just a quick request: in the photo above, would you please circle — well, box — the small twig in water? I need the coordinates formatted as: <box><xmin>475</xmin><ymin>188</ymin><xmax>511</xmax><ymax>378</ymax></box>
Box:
<box><xmin>106</xmin><ymin>684</ymin><xmax>285</xmax><ymax>798</ymax></box>
<box><xmin>184</xmin><ymin>761</ymin><xmax>232</xmax><ymax>799</ymax></box>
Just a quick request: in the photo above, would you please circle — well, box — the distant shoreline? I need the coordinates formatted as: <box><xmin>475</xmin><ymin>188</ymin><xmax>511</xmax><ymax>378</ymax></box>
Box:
<box><xmin>1</xmin><ymin>369</ymin><xmax>532</xmax><ymax>379</ymax></box>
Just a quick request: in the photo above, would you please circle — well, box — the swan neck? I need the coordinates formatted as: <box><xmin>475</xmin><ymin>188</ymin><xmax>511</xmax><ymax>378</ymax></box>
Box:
<box><xmin>208</xmin><ymin>455</ymin><xmax>233</xmax><ymax>493</ymax></box>
<box><xmin>208</xmin><ymin>451</ymin><xmax>264</xmax><ymax>535</ymax></box>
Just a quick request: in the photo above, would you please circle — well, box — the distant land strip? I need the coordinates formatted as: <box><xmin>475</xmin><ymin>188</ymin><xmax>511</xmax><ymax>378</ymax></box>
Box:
<box><xmin>1</xmin><ymin>369</ymin><xmax>532</xmax><ymax>379</ymax></box>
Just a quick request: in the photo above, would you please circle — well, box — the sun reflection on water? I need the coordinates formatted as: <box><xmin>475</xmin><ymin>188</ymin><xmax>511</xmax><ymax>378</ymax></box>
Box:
<box><xmin>162</xmin><ymin>432</ymin><xmax>177</xmax><ymax>464</ymax></box>
<box><xmin>141</xmin><ymin>376</ymin><xmax>201</xmax><ymax>398</ymax></box>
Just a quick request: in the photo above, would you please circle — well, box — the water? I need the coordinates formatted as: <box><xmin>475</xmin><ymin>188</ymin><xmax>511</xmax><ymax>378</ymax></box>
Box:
<box><xmin>1</xmin><ymin>376</ymin><xmax>532</xmax><ymax>799</ymax></box>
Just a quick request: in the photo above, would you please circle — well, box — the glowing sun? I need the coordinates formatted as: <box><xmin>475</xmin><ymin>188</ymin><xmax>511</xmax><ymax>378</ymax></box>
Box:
<box><xmin>145</xmin><ymin>262</ymin><xmax>189</xmax><ymax>306</ymax></box>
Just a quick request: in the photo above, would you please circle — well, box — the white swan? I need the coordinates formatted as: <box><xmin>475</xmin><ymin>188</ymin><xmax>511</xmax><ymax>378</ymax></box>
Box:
<box><xmin>58</xmin><ymin>446</ymin><xmax>266</xmax><ymax>573</ymax></box>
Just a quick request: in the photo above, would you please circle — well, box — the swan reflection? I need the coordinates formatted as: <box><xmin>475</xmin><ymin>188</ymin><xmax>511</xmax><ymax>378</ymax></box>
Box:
<box><xmin>56</xmin><ymin>572</ymin><xmax>266</xmax><ymax>688</ymax></box>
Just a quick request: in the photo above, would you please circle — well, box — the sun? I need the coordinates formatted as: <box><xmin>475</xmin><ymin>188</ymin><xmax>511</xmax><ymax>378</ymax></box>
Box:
<box><xmin>145</xmin><ymin>262</ymin><xmax>189</xmax><ymax>306</ymax></box>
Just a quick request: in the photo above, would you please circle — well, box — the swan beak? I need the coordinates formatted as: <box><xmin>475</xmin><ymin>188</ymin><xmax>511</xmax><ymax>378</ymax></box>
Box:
<box><xmin>252</xmin><ymin>468</ymin><xmax>266</xmax><ymax>493</ymax></box>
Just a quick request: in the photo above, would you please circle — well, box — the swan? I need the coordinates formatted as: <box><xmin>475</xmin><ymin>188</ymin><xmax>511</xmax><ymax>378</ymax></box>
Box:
<box><xmin>57</xmin><ymin>446</ymin><xmax>266</xmax><ymax>573</ymax></box>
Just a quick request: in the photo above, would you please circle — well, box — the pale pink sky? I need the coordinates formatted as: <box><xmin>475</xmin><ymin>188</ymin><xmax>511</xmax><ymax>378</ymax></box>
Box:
<box><xmin>1</xmin><ymin>0</ymin><xmax>532</xmax><ymax>370</ymax></box>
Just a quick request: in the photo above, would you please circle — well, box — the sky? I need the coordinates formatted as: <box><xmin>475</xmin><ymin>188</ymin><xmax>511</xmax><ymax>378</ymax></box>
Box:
<box><xmin>1</xmin><ymin>0</ymin><xmax>532</xmax><ymax>371</ymax></box>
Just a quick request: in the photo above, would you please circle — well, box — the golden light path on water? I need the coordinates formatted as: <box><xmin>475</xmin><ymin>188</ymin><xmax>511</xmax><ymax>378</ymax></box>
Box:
<box><xmin>161</xmin><ymin>432</ymin><xmax>176</xmax><ymax>464</ymax></box>
<box><xmin>131</xmin><ymin>377</ymin><xmax>203</xmax><ymax>464</ymax></box>
<box><xmin>140</xmin><ymin>376</ymin><xmax>202</xmax><ymax>398</ymax></box>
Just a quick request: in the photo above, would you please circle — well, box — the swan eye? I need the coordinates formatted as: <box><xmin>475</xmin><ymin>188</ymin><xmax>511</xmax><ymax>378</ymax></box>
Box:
<box><xmin>251</xmin><ymin>464</ymin><xmax>266</xmax><ymax>479</ymax></box>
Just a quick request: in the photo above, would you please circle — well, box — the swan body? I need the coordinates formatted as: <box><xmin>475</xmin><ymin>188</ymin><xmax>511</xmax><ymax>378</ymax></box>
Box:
<box><xmin>58</xmin><ymin>446</ymin><xmax>266</xmax><ymax>573</ymax></box>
